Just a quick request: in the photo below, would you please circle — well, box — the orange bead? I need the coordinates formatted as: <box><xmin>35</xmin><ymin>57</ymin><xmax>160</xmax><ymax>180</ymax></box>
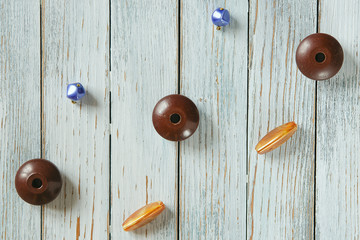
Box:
<box><xmin>122</xmin><ymin>201</ymin><xmax>165</xmax><ymax>231</ymax></box>
<box><xmin>255</xmin><ymin>122</ymin><xmax>298</xmax><ymax>154</ymax></box>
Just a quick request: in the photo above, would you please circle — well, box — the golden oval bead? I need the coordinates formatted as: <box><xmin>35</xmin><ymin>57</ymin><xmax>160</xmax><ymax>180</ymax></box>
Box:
<box><xmin>255</xmin><ymin>122</ymin><xmax>298</xmax><ymax>154</ymax></box>
<box><xmin>122</xmin><ymin>201</ymin><xmax>165</xmax><ymax>231</ymax></box>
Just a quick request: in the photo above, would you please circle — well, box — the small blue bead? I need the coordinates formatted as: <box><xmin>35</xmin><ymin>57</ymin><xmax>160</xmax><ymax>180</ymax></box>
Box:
<box><xmin>212</xmin><ymin>8</ymin><xmax>230</xmax><ymax>27</ymax></box>
<box><xmin>66</xmin><ymin>82</ymin><xmax>86</xmax><ymax>102</ymax></box>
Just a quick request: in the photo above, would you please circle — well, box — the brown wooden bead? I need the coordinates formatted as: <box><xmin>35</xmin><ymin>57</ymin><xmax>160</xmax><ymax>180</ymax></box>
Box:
<box><xmin>15</xmin><ymin>159</ymin><xmax>62</xmax><ymax>205</ymax></box>
<box><xmin>296</xmin><ymin>33</ymin><xmax>343</xmax><ymax>80</ymax></box>
<box><xmin>152</xmin><ymin>94</ymin><xmax>199</xmax><ymax>141</ymax></box>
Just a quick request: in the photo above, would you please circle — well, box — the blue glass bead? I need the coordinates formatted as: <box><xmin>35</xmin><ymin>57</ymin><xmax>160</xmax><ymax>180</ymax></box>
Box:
<box><xmin>212</xmin><ymin>8</ymin><xmax>230</xmax><ymax>29</ymax></box>
<box><xmin>66</xmin><ymin>82</ymin><xmax>85</xmax><ymax>102</ymax></box>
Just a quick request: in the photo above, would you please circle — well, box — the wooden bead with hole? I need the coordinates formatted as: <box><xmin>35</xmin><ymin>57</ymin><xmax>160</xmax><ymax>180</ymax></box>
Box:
<box><xmin>296</xmin><ymin>33</ymin><xmax>343</xmax><ymax>80</ymax></box>
<box><xmin>152</xmin><ymin>94</ymin><xmax>199</xmax><ymax>141</ymax></box>
<box><xmin>15</xmin><ymin>159</ymin><xmax>62</xmax><ymax>205</ymax></box>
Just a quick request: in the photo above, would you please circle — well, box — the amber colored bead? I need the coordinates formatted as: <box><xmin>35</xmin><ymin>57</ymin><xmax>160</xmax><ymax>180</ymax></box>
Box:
<box><xmin>152</xmin><ymin>94</ymin><xmax>199</xmax><ymax>141</ymax></box>
<box><xmin>255</xmin><ymin>122</ymin><xmax>297</xmax><ymax>154</ymax></box>
<box><xmin>296</xmin><ymin>33</ymin><xmax>343</xmax><ymax>80</ymax></box>
<box><xmin>122</xmin><ymin>201</ymin><xmax>165</xmax><ymax>231</ymax></box>
<box><xmin>15</xmin><ymin>159</ymin><xmax>62</xmax><ymax>205</ymax></box>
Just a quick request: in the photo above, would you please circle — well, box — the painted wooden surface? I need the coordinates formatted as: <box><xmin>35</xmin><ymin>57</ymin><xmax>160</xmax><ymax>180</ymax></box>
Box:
<box><xmin>2</xmin><ymin>0</ymin><xmax>360</xmax><ymax>239</ymax></box>
<box><xmin>110</xmin><ymin>0</ymin><xmax>178</xmax><ymax>239</ymax></box>
<box><xmin>0</xmin><ymin>1</ymin><xmax>41</xmax><ymax>239</ymax></box>
<box><xmin>180</xmin><ymin>1</ymin><xmax>247</xmax><ymax>239</ymax></box>
<box><xmin>247</xmin><ymin>0</ymin><xmax>317</xmax><ymax>239</ymax></box>
<box><xmin>316</xmin><ymin>1</ymin><xmax>360</xmax><ymax>239</ymax></box>
<box><xmin>41</xmin><ymin>0</ymin><xmax>110</xmax><ymax>239</ymax></box>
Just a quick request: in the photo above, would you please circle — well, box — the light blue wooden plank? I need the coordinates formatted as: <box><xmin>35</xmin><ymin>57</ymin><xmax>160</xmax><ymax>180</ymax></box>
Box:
<box><xmin>110</xmin><ymin>0</ymin><xmax>179</xmax><ymax>239</ymax></box>
<box><xmin>0</xmin><ymin>0</ymin><xmax>41</xmax><ymax>239</ymax></box>
<box><xmin>316</xmin><ymin>1</ymin><xmax>360</xmax><ymax>239</ymax></box>
<box><xmin>247</xmin><ymin>0</ymin><xmax>316</xmax><ymax>239</ymax></box>
<box><xmin>180</xmin><ymin>1</ymin><xmax>248</xmax><ymax>238</ymax></box>
<box><xmin>41</xmin><ymin>0</ymin><xmax>110</xmax><ymax>239</ymax></box>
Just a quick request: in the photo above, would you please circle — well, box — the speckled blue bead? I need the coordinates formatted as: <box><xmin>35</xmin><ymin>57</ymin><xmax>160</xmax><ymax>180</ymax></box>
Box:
<box><xmin>66</xmin><ymin>83</ymin><xmax>85</xmax><ymax>102</ymax></box>
<box><xmin>212</xmin><ymin>8</ymin><xmax>230</xmax><ymax>29</ymax></box>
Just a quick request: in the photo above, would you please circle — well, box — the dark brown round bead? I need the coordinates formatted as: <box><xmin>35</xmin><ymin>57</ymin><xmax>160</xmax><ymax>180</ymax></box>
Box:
<box><xmin>296</xmin><ymin>33</ymin><xmax>343</xmax><ymax>80</ymax></box>
<box><xmin>152</xmin><ymin>94</ymin><xmax>199</xmax><ymax>141</ymax></box>
<box><xmin>15</xmin><ymin>159</ymin><xmax>62</xmax><ymax>205</ymax></box>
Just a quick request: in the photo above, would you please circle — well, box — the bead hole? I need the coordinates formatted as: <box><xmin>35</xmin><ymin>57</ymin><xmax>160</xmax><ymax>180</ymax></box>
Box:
<box><xmin>170</xmin><ymin>113</ymin><xmax>181</xmax><ymax>124</ymax></box>
<box><xmin>32</xmin><ymin>178</ymin><xmax>43</xmax><ymax>189</ymax></box>
<box><xmin>315</xmin><ymin>52</ymin><xmax>325</xmax><ymax>63</ymax></box>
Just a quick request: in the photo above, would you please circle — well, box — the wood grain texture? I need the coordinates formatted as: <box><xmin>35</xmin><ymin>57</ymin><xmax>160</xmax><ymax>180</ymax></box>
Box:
<box><xmin>316</xmin><ymin>1</ymin><xmax>360</xmax><ymax>239</ymax></box>
<box><xmin>41</xmin><ymin>0</ymin><xmax>110</xmax><ymax>239</ymax></box>
<box><xmin>247</xmin><ymin>0</ymin><xmax>316</xmax><ymax>239</ymax></box>
<box><xmin>0</xmin><ymin>1</ymin><xmax>41</xmax><ymax>239</ymax></box>
<box><xmin>110</xmin><ymin>0</ymin><xmax>178</xmax><ymax>239</ymax></box>
<box><xmin>3</xmin><ymin>1</ymin><xmax>360</xmax><ymax>239</ymax></box>
<box><xmin>180</xmin><ymin>1</ymin><xmax>248</xmax><ymax>239</ymax></box>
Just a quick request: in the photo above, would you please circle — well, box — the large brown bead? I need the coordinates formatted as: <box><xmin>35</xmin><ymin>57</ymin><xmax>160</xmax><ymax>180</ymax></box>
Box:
<box><xmin>296</xmin><ymin>33</ymin><xmax>343</xmax><ymax>80</ymax></box>
<box><xmin>15</xmin><ymin>159</ymin><xmax>62</xmax><ymax>205</ymax></box>
<box><xmin>152</xmin><ymin>94</ymin><xmax>199</xmax><ymax>141</ymax></box>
